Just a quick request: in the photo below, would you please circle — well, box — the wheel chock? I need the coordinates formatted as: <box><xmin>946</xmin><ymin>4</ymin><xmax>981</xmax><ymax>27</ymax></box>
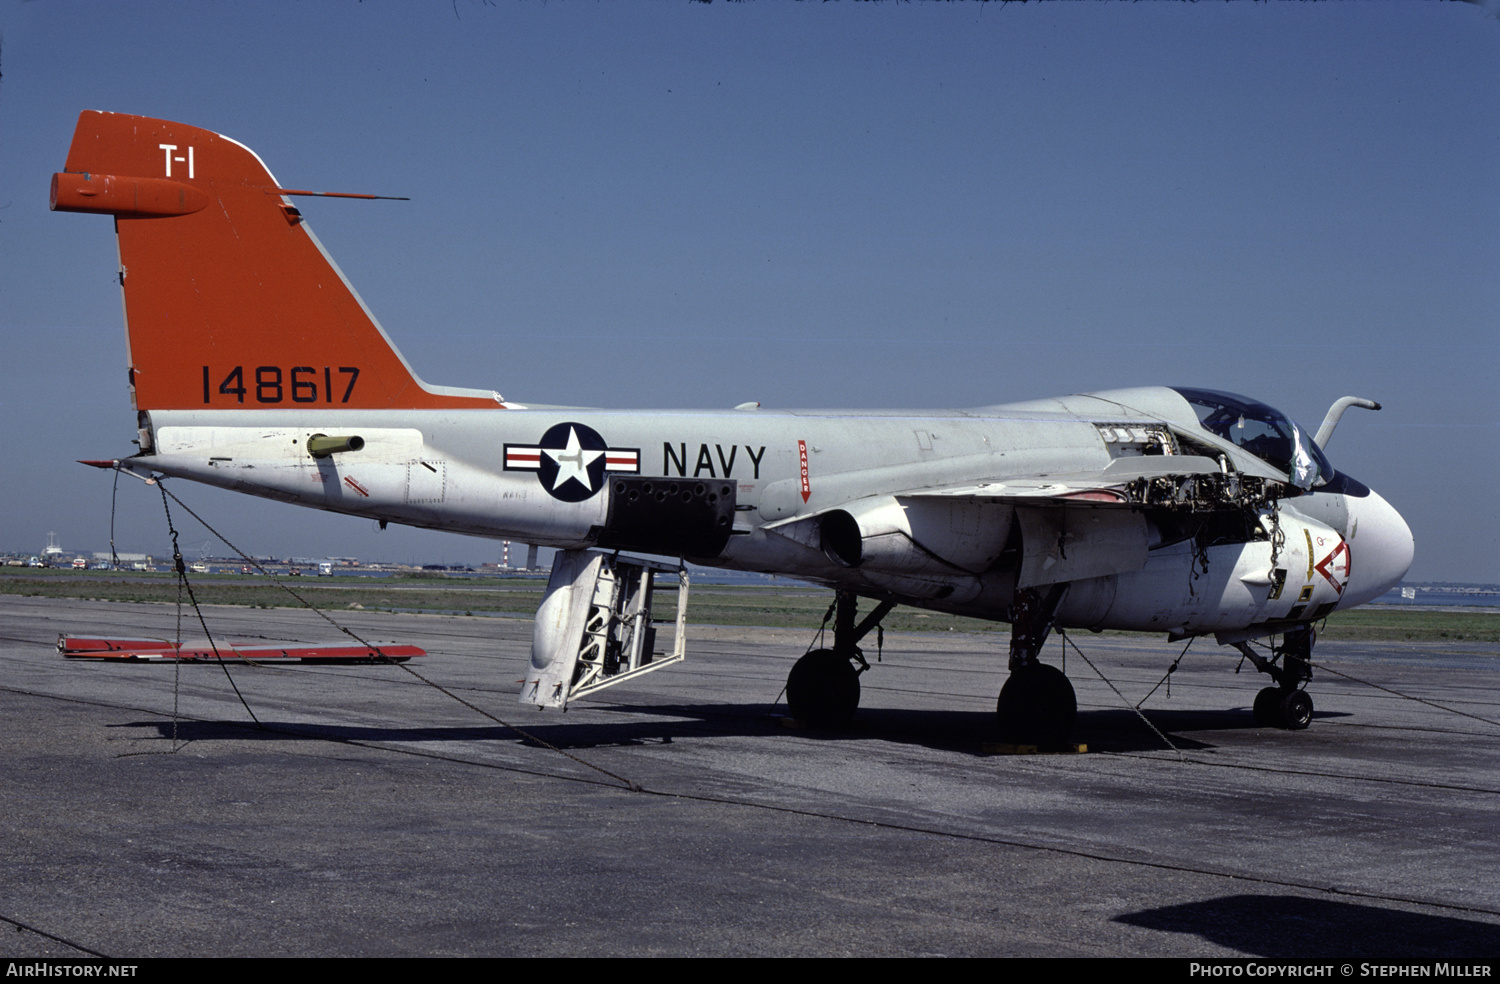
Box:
<box><xmin>982</xmin><ymin>741</ymin><xmax>1088</xmax><ymax>755</ymax></box>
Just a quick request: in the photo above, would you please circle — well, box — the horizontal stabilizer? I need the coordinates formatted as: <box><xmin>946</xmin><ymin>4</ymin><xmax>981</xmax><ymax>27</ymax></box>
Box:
<box><xmin>59</xmin><ymin>635</ymin><xmax>424</xmax><ymax>663</ymax></box>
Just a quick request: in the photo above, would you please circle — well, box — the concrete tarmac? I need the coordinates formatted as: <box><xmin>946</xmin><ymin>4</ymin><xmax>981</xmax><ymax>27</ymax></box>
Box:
<box><xmin>2</xmin><ymin>596</ymin><xmax>1498</xmax><ymax>957</ymax></box>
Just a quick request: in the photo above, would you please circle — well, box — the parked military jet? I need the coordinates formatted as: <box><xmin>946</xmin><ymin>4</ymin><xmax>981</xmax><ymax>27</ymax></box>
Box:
<box><xmin>53</xmin><ymin>111</ymin><xmax>1414</xmax><ymax>743</ymax></box>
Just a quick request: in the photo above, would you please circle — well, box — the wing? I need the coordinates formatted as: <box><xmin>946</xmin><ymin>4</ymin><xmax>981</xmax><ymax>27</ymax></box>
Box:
<box><xmin>763</xmin><ymin>454</ymin><xmax>1271</xmax><ymax>594</ymax></box>
<box><xmin>906</xmin><ymin>452</ymin><xmax>1224</xmax><ymax>504</ymax></box>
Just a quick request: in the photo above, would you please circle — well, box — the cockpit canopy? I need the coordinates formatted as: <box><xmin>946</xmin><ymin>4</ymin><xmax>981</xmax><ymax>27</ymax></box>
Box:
<box><xmin>1171</xmin><ymin>387</ymin><xmax>1332</xmax><ymax>489</ymax></box>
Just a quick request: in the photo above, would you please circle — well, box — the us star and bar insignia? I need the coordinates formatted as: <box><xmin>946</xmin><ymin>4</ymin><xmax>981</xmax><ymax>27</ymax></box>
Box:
<box><xmin>505</xmin><ymin>422</ymin><xmax>639</xmax><ymax>502</ymax></box>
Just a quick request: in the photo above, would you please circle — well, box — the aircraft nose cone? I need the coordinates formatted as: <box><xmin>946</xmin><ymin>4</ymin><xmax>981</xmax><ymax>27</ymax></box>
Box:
<box><xmin>1341</xmin><ymin>486</ymin><xmax>1414</xmax><ymax>608</ymax></box>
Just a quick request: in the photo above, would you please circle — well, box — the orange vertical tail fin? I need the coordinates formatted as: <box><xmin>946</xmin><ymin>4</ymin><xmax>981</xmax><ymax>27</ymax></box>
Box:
<box><xmin>51</xmin><ymin>111</ymin><xmax>504</xmax><ymax>412</ymax></box>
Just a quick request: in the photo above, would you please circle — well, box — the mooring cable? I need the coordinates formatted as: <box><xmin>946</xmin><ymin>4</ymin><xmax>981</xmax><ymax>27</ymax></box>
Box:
<box><xmin>150</xmin><ymin>478</ymin><xmax>645</xmax><ymax>791</ymax></box>
<box><xmin>1058</xmin><ymin>629</ymin><xmax>1183</xmax><ymax>758</ymax></box>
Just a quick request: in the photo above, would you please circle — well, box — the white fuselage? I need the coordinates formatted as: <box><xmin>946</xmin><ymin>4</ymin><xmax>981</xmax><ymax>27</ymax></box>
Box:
<box><xmin>130</xmin><ymin>385</ymin><xmax>1413</xmax><ymax>643</ymax></box>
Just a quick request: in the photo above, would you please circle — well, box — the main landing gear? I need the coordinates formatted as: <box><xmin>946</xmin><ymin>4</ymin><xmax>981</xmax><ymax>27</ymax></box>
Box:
<box><xmin>1234</xmin><ymin>626</ymin><xmax>1316</xmax><ymax>730</ymax></box>
<box><xmin>785</xmin><ymin>591</ymin><xmax>894</xmax><ymax>727</ymax></box>
<box><xmin>998</xmin><ymin>585</ymin><xmax>1077</xmax><ymax>746</ymax></box>
<box><xmin>784</xmin><ymin>586</ymin><xmax>1082</xmax><ymax>743</ymax></box>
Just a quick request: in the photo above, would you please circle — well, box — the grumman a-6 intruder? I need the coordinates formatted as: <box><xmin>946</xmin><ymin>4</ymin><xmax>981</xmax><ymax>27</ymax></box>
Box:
<box><xmin>53</xmin><ymin>111</ymin><xmax>1415</xmax><ymax>744</ymax></box>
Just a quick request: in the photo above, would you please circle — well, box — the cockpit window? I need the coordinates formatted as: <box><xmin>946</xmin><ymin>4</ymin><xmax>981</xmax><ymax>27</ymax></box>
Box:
<box><xmin>1170</xmin><ymin>387</ymin><xmax>1332</xmax><ymax>489</ymax></box>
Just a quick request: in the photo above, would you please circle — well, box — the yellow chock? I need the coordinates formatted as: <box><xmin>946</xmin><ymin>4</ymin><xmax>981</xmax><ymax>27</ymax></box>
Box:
<box><xmin>982</xmin><ymin>742</ymin><xmax>1087</xmax><ymax>755</ymax></box>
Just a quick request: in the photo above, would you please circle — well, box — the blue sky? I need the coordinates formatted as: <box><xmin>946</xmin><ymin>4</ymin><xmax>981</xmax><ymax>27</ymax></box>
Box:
<box><xmin>2</xmin><ymin>1</ymin><xmax>1496</xmax><ymax>581</ymax></box>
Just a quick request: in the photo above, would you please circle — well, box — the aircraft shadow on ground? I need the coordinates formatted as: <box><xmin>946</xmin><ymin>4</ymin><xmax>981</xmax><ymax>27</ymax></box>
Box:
<box><xmin>1072</xmin><ymin>705</ymin><xmax>1351</xmax><ymax>752</ymax></box>
<box><xmin>1114</xmin><ymin>893</ymin><xmax>1500</xmax><ymax>958</ymax></box>
<box><xmin>747</xmin><ymin>705</ymin><xmax>1350</xmax><ymax>754</ymax></box>
<box><xmin>126</xmin><ymin>701</ymin><xmax>1343</xmax><ymax>755</ymax></box>
<box><xmin>124</xmin><ymin>708</ymin><xmax>785</xmax><ymax>750</ymax></box>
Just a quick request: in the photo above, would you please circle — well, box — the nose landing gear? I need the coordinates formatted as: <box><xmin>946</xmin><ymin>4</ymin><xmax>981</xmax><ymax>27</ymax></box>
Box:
<box><xmin>1237</xmin><ymin>626</ymin><xmax>1316</xmax><ymax>730</ymax></box>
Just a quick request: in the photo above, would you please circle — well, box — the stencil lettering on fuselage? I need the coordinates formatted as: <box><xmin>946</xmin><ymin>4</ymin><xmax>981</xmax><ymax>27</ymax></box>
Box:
<box><xmin>662</xmin><ymin>443</ymin><xmax>768</xmax><ymax>480</ymax></box>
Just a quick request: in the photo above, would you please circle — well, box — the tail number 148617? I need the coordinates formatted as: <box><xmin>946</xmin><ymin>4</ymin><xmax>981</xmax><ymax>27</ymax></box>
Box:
<box><xmin>202</xmin><ymin>366</ymin><xmax>360</xmax><ymax>404</ymax></box>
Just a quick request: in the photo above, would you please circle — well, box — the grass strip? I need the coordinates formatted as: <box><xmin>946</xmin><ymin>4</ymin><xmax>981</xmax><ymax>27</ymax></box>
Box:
<box><xmin>3</xmin><ymin>571</ymin><xmax>1495</xmax><ymax>642</ymax></box>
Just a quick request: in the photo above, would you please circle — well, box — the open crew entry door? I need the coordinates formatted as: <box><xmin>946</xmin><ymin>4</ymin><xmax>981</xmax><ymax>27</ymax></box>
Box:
<box><xmin>521</xmin><ymin>550</ymin><xmax>688</xmax><ymax>710</ymax></box>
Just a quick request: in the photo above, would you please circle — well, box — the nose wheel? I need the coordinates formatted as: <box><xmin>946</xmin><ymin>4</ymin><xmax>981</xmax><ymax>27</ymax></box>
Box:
<box><xmin>1253</xmin><ymin>686</ymin><xmax>1314</xmax><ymax>730</ymax></box>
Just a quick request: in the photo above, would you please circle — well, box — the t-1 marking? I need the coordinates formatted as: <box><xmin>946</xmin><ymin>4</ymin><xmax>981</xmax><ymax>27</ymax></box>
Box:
<box><xmin>159</xmin><ymin>143</ymin><xmax>195</xmax><ymax>179</ymax></box>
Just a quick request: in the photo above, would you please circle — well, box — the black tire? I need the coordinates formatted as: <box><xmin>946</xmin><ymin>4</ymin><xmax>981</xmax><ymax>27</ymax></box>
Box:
<box><xmin>996</xmin><ymin>663</ymin><xmax>1077</xmax><ymax>745</ymax></box>
<box><xmin>1278</xmin><ymin>689</ymin><xmax>1313</xmax><ymax>730</ymax></box>
<box><xmin>1252</xmin><ymin>687</ymin><xmax>1282</xmax><ymax>727</ymax></box>
<box><xmin>786</xmin><ymin>648</ymin><xmax>860</xmax><ymax>726</ymax></box>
